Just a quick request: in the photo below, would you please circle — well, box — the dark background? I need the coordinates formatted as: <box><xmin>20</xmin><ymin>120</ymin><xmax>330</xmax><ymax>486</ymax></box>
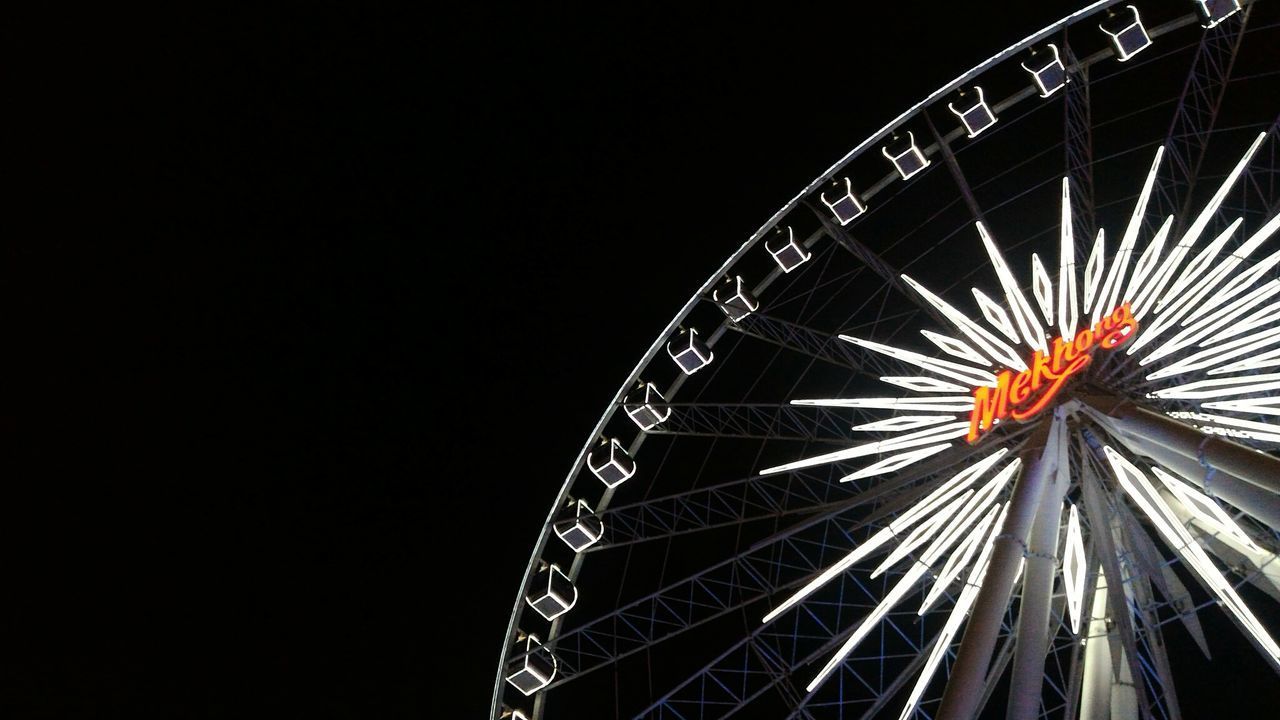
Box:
<box><xmin>8</xmin><ymin>2</ymin><xmax>1272</xmax><ymax>718</ymax></box>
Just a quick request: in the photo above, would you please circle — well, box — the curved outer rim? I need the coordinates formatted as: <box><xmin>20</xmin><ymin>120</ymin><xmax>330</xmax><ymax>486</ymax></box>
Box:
<box><xmin>487</xmin><ymin>0</ymin><xmax>1227</xmax><ymax>715</ymax></box>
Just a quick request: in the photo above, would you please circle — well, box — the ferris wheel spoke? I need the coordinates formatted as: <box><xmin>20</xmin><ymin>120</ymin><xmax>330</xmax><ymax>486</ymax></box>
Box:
<box><xmin>639</xmin><ymin>402</ymin><xmax>869</xmax><ymax>442</ymax></box>
<box><xmin>1062</xmin><ymin>42</ymin><xmax>1097</xmax><ymax>258</ymax></box>
<box><xmin>727</xmin><ymin>310</ymin><xmax>918</xmax><ymax>380</ymax></box>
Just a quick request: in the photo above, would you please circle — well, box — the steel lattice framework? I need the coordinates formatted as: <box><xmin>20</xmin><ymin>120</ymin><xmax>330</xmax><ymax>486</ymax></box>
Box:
<box><xmin>493</xmin><ymin>2</ymin><xmax>1280</xmax><ymax>719</ymax></box>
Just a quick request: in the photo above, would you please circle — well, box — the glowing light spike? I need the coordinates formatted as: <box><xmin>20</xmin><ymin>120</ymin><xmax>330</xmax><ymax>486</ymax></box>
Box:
<box><xmin>880</xmin><ymin>376</ymin><xmax>971</xmax><ymax>393</ymax></box>
<box><xmin>972</xmin><ymin>288</ymin><xmax>1019</xmax><ymax>343</ymax></box>
<box><xmin>841</xmin><ymin>443</ymin><xmax>953</xmax><ymax>482</ymax></box>
<box><xmin>1212</xmin><ymin>300</ymin><xmax>1280</xmax><ymax>343</ymax></box>
<box><xmin>1131</xmin><ymin>132</ymin><xmax>1268</xmax><ymax>319</ymax></box>
<box><xmin>760</xmin><ymin>422</ymin><xmax>968</xmax><ymax>475</ymax></box>
<box><xmin>1185</xmin><ymin>213</ymin><xmax>1280</xmax><ymax>323</ymax></box>
<box><xmin>1145</xmin><ymin>326</ymin><xmax>1280</xmax><ymax>380</ymax></box>
<box><xmin>1103</xmin><ymin>446</ymin><xmax>1280</xmax><ymax>665</ymax></box>
<box><xmin>1155</xmin><ymin>218</ymin><xmax>1241</xmax><ymax>314</ymax></box>
<box><xmin>793</xmin><ymin>396</ymin><xmax>974</xmax><ymax>412</ymax></box>
<box><xmin>759</xmin><ymin>450</ymin><xmax>1010</xmax><ymax>624</ymax></box>
<box><xmin>1152</xmin><ymin>466</ymin><xmax>1263</xmax><ymax>553</ymax></box>
<box><xmin>1058</xmin><ymin>178</ymin><xmax>1080</xmax><ymax>339</ymax></box>
<box><xmin>872</xmin><ymin>491</ymin><xmax>973</xmax><ymax>578</ymax></box>
<box><xmin>1032</xmin><ymin>253</ymin><xmax>1054</xmax><ymax>326</ymax></box>
<box><xmin>1202</xmin><ymin>397</ymin><xmax>1280</xmax><ymax>417</ymax></box>
<box><xmin>921</xmin><ymin>329</ymin><xmax>992</xmax><ymax>367</ymax></box>
<box><xmin>761</xmin><ymin>525</ymin><xmax>896</xmax><ymax>623</ymax></box>
<box><xmin>1129</xmin><ymin>220</ymin><xmax>1245</xmax><ymax>359</ymax></box>
<box><xmin>1211</xmin><ymin>346</ymin><xmax>1280</xmax><ymax>375</ymax></box>
<box><xmin>902</xmin><ymin>274</ymin><xmax>1028</xmax><ymax>370</ymax></box>
<box><xmin>977</xmin><ymin>222</ymin><xmax>1048</xmax><ymax>353</ymax></box>
<box><xmin>1134</xmin><ymin>279</ymin><xmax>1280</xmax><ymax>361</ymax></box>
<box><xmin>852</xmin><ymin>415</ymin><xmax>956</xmax><ymax>432</ymax></box>
<box><xmin>1150</xmin><ymin>372</ymin><xmax>1280</xmax><ymax>400</ymax></box>
<box><xmin>1122</xmin><ymin>215</ymin><xmax>1173</xmax><ymax>306</ymax></box>
<box><xmin>1092</xmin><ymin>147</ymin><xmax>1164</xmax><ymax>324</ymax></box>
<box><xmin>918</xmin><ymin>503</ymin><xmax>998</xmax><ymax>615</ymax></box>
<box><xmin>806</xmin><ymin>562</ymin><xmax>931</xmax><ymax>693</ymax></box>
<box><xmin>1082</xmin><ymin>229</ymin><xmax>1106</xmax><ymax>315</ymax></box>
<box><xmin>919</xmin><ymin>460</ymin><xmax>1018</xmax><ymax>569</ymax></box>
<box><xmin>841</xmin><ymin>335</ymin><xmax>997</xmax><ymax>387</ymax></box>
<box><xmin>897</xmin><ymin>503</ymin><xmax>1006</xmax><ymax>720</ymax></box>
<box><xmin>1062</xmin><ymin>503</ymin><xmax>1086</xmax><ymax>634</ymax></box>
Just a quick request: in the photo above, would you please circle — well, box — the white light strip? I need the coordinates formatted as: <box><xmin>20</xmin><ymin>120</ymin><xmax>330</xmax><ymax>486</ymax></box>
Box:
<box><xmin>1128</xmin><ymin>219</ymin><xmax>1243</xmax><ymax>358</ymax></box>
<box><xmin>1130</xmin><ymin>133</ymin><xmax>1267</xmax><ymax>319</ymax></box>
<box><xmin>921</xmin><ymin>329</ymin><xmax>992</xmax><ymax>367</ymax></box>
<box><xmin>1122</xmin><ymin>215</ymin><xmax>1173</xmax><ymax>306</ymax></box>
<box><xmin>896</xmin><ymin>503</ymin><xmax>1007</xmax><ymax>720</ymax></box>
<box><xmin>1058</xmin><ymin>177</ymin><xmax>1080</xmax><ymax>340</ymax></box>
<box><xmin>902</xmin><ymin>275</ymin><xmax>1028</xmax><ymax>370</ymax></box>
<box><xmin>1145</xmin><ymin>326</ymin><xmax>1280</xmax><ymax>380</ymax></box>
<box><xmin>918</xmin><ymin>503</ymin><xmax>999</xmax><ymax>615</ymax></box>
<box><xmin>1103</xmin><ymin>446</ymin><xmax>1280</xmax><ymax>664</ymax></box>
<box><xmin>880</xmin><ymin>376</ymin><xmax>971</xmax><ymax>393</ymax></box>
<box><xmin>1095</xmin><ymin>146</ymin><xmax>1164</xmax><ymax>324</ymax></box>
<box><xmin>760</xmin><ymin>450</ymin><xmax>1009</xmax><ymax>624</ymax></box>
<box><xmin>973</xmin><ymin>287</ymin><xmax>1020</xmax><ymax>344</ymax></box>
<box><xmin>1154</xmin><ymin>218</ymin><xmax>1241</xmax><ymax>315</ymax></box>
<box><xmin>978</xmin><ymin>222</ymin><xmax>1048</xmax><ymax>353</ymax></box>
<box><xmin>792</xmin><ymin>397</ymin><xmax>975</xmax><ymax>412</ymax></box>
<box><xmin>1150</xmin><ymin>372</ymin><xmax>1280</xmax><ymax>400</ymax></box>
<box><xmin>1167</xmin><ymin>411</ymin><xmax>1280</xmax><ymax>439</ymax></box>
<box><xmin>872</xmin><ymin>491</ymin><xmax>973</xmax><ymax>578</ymax></box>
<box><xmin>1151</xmin><ymin>466</ymin><xmax>1263</xmax><ymax>553</ymax></box>
<box><xmin>852</xmin><ymin>415</ymin><xmax>956</xmax><ymax>432</ymax></box>
<box><xmin>760</xmin><ymin>422</ymin><xmax>968</xmax><ymax>475</ymax></box>
<box><xmin>1062</xmin><ymin>503</ymin><xmax>1086</xmax><ymax>634</ymax></box>
<box><xmin>841</xmin><ymin>335</ymin><xmax>996</xmax><ymax>387</ymax></box>
<box><xmin>1210</xmin><ymin>346</ymin><xmax>1280</xmax><ymax>375</ymax></box>
<box><xmin>1202</xmin><ymin>397</ymin><xmax>1280</xmax><ymax>417</ymax></box>
<box><xmin>919</xmin><ymin>462</ymin><xmax>1018</xmax><ymax>569</ymax></box>
<box><xmin>1212</xmin><ymin>300</ymin><xmax>1280</xmax><ymax>343</ymax></box>
<box><xmin>1083</xmin><ymin>229</ymin><xmax>1106</xmax><ymax>316</ymax></box>
<box><xmin>806</xmin><ymin>562</ymin><xmax>930</xmax><ymax>692</ymax></box>
<box><xmin>1032</xmin><ymin>253</ymin><xmax>1054</xmax><ymax>327</ymax></box>
<box><xmin>841</xmin><ymin>444</ymin><xmax>953</xmax><ymax>482</ymax></box>
<box><xmin>1134</xmin><ymin>279</ymin><xmax>1280</xmax><ymax>361</ymax></box>
<box><xmin>1185</xmin><ymin>212</ymin><xmax>1280</xmax><ymax>324</ymax></box>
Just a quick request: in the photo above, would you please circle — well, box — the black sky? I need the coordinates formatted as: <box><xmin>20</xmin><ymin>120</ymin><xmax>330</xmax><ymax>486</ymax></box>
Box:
<box><xmin>9</xmin><ymin>2</ymin><xmax>1274</xmax><ymax>718</ymax></box>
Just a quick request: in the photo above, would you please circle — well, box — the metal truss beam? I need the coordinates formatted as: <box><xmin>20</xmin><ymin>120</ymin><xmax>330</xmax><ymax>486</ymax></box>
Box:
<box><xmin>727</xmin><ymin>309</ymin><xmax>919</xmax><ymax>381</ymax></box>
<box><xmin>642</xmin><ymin>402</ymin><xmax>879</xmax><ymax>443</ymax></box>
<box><xmin>1063</xmin><ymin>42</ymin><xmax>1097</xmax><ymax>256</ymax></box>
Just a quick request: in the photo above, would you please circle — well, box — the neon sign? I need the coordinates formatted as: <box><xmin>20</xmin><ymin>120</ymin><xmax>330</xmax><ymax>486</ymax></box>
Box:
<box><xmin>967</xmin><ymin>302</ymin><xmax>1137</xmax><ymax>442</ymax></box>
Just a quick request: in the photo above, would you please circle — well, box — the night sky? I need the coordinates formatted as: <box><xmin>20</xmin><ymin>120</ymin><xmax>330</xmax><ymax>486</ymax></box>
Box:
<box><xmin>7</xmin><ymin>2</ymin><xmax>1276</xmax><ymax>718</ymax></box>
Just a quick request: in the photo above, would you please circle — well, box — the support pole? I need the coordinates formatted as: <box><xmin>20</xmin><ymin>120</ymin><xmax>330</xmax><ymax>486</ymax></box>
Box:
<box><xmin>1082</xmin><ymin>395</ymin><xmax>1280</xmax><ymax>495</ymax></box>
<box><xmin>936</xmin><ymin>418</ymin><xmax>1058</xmax><ymax>720</ymax></box>
<box><xmin>1008</xmin><ymin>413</ymin><xmax>1069</xmax><ymax>720</ymax></box>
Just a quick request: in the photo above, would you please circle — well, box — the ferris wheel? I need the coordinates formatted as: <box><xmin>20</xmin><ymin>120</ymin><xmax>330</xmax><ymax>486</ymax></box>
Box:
<box><xmin>492</xmin><ymin>2</ymin><xmax>1280</xmax><ymax>718</ymax></box>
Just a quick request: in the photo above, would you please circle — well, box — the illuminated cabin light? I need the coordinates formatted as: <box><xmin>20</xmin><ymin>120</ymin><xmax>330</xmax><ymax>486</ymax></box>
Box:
<box><xmin>949</xmin><ymin>86</ymin><xmax>997</xmax><ymax>138</ymax></box>
<box><xmin>882</xmin><ymin>131</ymin><xmax>930</xmax><ymax>180</ymax></box>
<box><xmin>587</xmin><ymin>437</ymin><xmax>637</xmax><ymax>488</ymax></box>
<box><xmin>1100</xmin><ymin>5</ymin><xmax>1152</xmax><ymax>62</ymax></box>
<box><xmin>553</xmin><ymin>498</ymin><xmax>604</xmax><ymax>552</ymax></box>
<box><xmin>821</xmin><ymin>176</ymin><xmax>868</xmax><ymax>225</ymax></box>
<box><xmin>712</xmin><ymin>275</ymin><xmax>759</xmax><ymax>321</ymax></box>
<box><xmin>666</xmin><ymin>327</ymin><xmax>714</xmax><ymax>375</ymax></box>
<box><xmin>504</xmin><ymin>633</ymin><xmax>558</xmax><ymax>696</ymax></box>
<box><xmin>1197</xmin><ymin>0</ymin><xmax>1242</xmax><ymax>28</ymax></box>
<box><xmin>1022</xmin><ymin>44</ymin><xmax>1067</xmax><ymax>98</ymax></box>
<box><xmin>764</xmin><ymin>225</ymin><xmax>811</xmax><ymax>273</ymax></box>
<box><xmin>500</xmin><ymin>706</ymin><xmax>530</xmax><ymax>720</ymax></box>
<box><xmin>525</xmin><ymin>563</ymin><xmax>579</xmax><ymax>621</ymax></box>
<box><xmin>623</xmin><ymin>382</ymin><xmax>671</xmax><ymax>431</ymax></box>
<box><xmin>1062</xmin><ymin>503</ymin><xmax>1086</xmax><ymax>634</ymax></box>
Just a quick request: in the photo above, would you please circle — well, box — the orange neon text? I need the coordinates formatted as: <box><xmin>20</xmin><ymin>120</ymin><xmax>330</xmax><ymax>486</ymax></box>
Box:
<box><xmin>967</xmin><ymin>303</ymin><xmax>1137</xmax><ymax>442</ymax></box>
